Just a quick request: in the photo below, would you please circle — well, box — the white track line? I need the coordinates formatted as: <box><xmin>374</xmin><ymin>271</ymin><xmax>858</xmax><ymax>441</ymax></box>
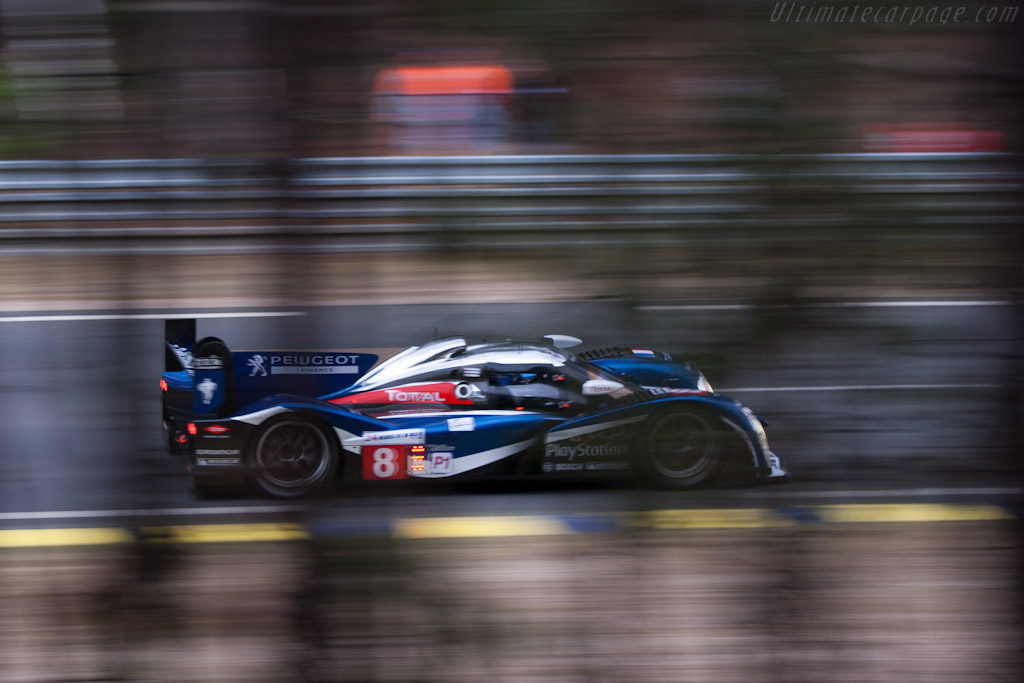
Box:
<box><xmin>723</xmin><ymin>383</ymin><xmax>1000</xmax><ymax>393</ymax></box>
<box><xmin>638</xmin><ymin>304</ymin><xmax>756</xmax><ymax>311</ymax></box>
<box><xmin>0</xmin><ymin>311</ymin><xmax>306</xmax><ymax>323</ymax></box>
<box><xmin>808</xmin><ymin>300</ymin><xmax>1013</xmax><ymax>308</ymax></box>
<box><xmin>638</xmin><ymin>300</ymin><xmax>1012</xmax><ymax>311</ymax></box>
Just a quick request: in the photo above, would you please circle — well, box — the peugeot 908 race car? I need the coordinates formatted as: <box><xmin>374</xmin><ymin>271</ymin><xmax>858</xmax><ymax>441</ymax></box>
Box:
<box><xmin>162</xmin><ymin>320</ymin><xmax>787</xmax><ymax>497</ymax></box>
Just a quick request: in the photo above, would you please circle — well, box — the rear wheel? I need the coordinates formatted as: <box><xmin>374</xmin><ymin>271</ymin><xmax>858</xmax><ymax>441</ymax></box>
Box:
<box><xmin>249</xmin><ymin>416</ymin><xmax>338</xmax><ymax>498</ymax></box>
<box><xmin>639</xmin><ymin>409</ymin><xmax>723</xmax><ymax>489</ymax></box>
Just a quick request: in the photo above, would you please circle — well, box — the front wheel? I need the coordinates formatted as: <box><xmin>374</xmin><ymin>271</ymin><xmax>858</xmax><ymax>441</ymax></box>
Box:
<box><xmin>248</xmin><ymin>416</ymin><xmax>338</xmax><ymax>498</ymax></box>
<box><xmin>638</xmin><ymin>409</ymin><xmax>723</xmax><ymax>489</ymax></box>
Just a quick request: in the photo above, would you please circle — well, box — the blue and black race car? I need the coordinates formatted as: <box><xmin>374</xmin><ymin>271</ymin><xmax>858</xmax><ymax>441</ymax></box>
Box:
<box><xmin>162</xmin><ymin>320</ymin><xmax>788</xmax><ymax>497</ymax></box>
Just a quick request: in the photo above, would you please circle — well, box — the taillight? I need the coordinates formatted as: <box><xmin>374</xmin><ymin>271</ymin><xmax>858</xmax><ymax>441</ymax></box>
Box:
<box><xmin>187</xmin><ymin>423</ymin><xmax>198</xmax><ymax>436</ymax></box>
<box><xmin>409</xmin><ymin>445</ymin><xmax>427</xmax><ymax>473</ymax></box>
<box><xmin>160</xmin><ymin>379</ymin><xmax>168</xmax><ymax>392</ymax></box>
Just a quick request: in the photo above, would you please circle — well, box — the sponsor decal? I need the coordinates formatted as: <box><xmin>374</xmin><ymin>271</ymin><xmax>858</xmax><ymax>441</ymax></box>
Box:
<box><xmin>632</xmin><ymin>348</ymin><xmax>657</xmax><ymax>358</ymax></box>
<box><xmin>193</xmin><ymin>357</ymin><xmax>224</xmax><ymax>369</ymax></box>
<box><xmin>247</xmin><ymin>354</ymin><xmax>268</xmax><ymax>377</ymax></box>
<box><xmin>197</xmin><ymin>378</ymin><xmax>218</xmax><ymax>404</ymax></box>
<box><xmin>447</xmin><ymin>416</ymin><xmax>475</xmax><ymax>432</ymax></box>
<box><xmin>391</xmin><ymin>389</ymin><xmax>443</xmax><ymax>402</ymax></box>
<box><xmin>408</xmin><ymin>449</ymin><xmax>454</xmax><ymax>476</ymax></box>
<box><xmin>195</xmin><ymin>449</ymin><xmax>241</xmax><ymax>455</ymax></box>
<box><xmin>429</xmin><ymin>452</ymin><xmax>453</xmax><ymax>475</ymax></box>
<box><xmin>204</xmin><ymin>425</ymin><xmax>230</xmax><ymax>434</ymax></box>
<box><xmin>268</xmin><ymin>354</ymin><xmax>361</xmax><ymax>375</ymax></box>
<box><xmin>170</xmin><ymin>343</ymin><xmax>194</xmax><ymax>372</ymax></box>
<box><xmin>362</xmin><ymin>428</ymin><xmax>426</xmax><ymax>445</ymax></box>
<box><xmin>196</xmin><ymin>457</ymin><xmax>241</xmax><ymax>466</ymax></box>
<box><xmin>244</xmin><ymin>353</ymin><xmax>365</xmax><ymax>377</ymax></box>
<box><xmin>543</xmin><ymin>425</ymin><xmax>633</xmax><ymax>469</ymax></box>
<box><xmin>274</xmin><ymin>366</ymin><xmax>360</xmax><ymax>375</ymax></box>
<box><xmin>584</xmin><ymin>461</ymin><xmax>630</xmax><ymax>471</ymax></box>
<box><xmin>362</xmin><ymin>445</ymin><xmax>407</xmax><ymax>480</ymax></box>
<box><xmin>334</xmin><ymin>382</ymin><xmax>476</xmax><ymax>406</ymax></box>
<box><xmin>581</xmin><ymin>379</ymin><xmax>624</xmax><ymax>395</ymax></box>
<box><xmin>545</xmin><ymin>442</ymin><xmax>630</xmax><ymax>461</ymax></box>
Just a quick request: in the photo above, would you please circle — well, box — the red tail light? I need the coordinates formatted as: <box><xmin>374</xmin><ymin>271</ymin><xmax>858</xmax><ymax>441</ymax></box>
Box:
<box><xmin>187</xmin><ymin>423</ymin><xmax>198</xmax><ymax>435</ymax></box>
<box><xmin>409</xmin><ymin>445</ymin><xmax>427</xmax><ymax>472</ymax></box>
<box><xmin>160</xmin><ymin>379</ymin><xmax>168</xmax><ymax>392</ymax></box>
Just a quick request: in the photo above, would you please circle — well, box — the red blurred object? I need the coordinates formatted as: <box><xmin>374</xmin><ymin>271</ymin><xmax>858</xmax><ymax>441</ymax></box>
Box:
<box><xmin>373</xmin><ymin>64</ymin><xmax>514</xmax><ymax>96</ymax></box>
<box><xmin>864</xmin><ymin>124</ymin><xmax>1004</xmax><ymax>152</ymax></box>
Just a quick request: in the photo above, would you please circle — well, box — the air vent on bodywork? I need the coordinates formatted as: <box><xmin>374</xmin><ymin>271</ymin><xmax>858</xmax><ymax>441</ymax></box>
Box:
<box><xmin>577</xmin><ymin>346</ymin><xmax>633</xmax><ymax>361</ymax></box>
<box><xmin>577</xmin><ymin>347</ymin><xmax>672</xmax><ymax>362</ymax></box>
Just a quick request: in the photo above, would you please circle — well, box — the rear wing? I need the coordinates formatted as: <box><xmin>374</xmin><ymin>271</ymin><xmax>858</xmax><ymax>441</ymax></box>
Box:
<box><xmin>164</xmin><ymin>319</ymin><xmax>379</xmax><ymax>417</ymax></box>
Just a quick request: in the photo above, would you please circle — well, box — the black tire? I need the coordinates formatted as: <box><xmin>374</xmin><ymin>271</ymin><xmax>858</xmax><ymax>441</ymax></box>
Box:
<box><xmin>638</xmin><ymin>409</ymin><xmax>724</xmax><ymax>489</ymax></box>
<box><xmin>248</xmin><ymin>415</ymin><xmax>338</xmax><ymax>498</ymax></box>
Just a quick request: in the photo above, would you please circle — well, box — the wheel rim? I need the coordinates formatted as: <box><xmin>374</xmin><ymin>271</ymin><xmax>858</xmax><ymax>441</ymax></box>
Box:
<box><xmin>647</xmin><ymin>412</ymin><xmax>717</xmax><ymax>480</ymax></box>
<box><xmin>255</xmin><ymin>421</ymin><xmax>331</xmax><ymax>490</ymax></box>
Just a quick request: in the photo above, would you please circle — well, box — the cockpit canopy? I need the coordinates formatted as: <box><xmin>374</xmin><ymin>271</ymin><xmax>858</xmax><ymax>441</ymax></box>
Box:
<box><xmin>346</xmin><ymin>337</ymin><xmax>575</xmax><ymax>394</ymax></box>
<box><xmin>334</xmin><ymin>336</ymin><xmax>635</xmax><ymax>413</ymax></box>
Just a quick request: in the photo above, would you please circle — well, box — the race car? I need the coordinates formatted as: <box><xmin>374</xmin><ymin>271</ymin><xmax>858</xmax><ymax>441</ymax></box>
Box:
<box><xmin>162</xmin><ymin>320</ymin><xmax>788</xmax><ymax>497</ymax></box>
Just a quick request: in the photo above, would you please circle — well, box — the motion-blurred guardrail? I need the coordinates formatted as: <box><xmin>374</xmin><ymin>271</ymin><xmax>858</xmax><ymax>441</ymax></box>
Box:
<box><xmin>0</xmin><ymin>153</ymin><xmax>1018</xmax><ymax>254</ymax></box>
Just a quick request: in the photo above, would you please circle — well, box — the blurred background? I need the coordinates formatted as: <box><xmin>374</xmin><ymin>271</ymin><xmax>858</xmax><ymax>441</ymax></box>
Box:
<box><xmin>0</xmin><ymin>0</ymin><xmax>1021</xmax><ymax>681</ymax></box>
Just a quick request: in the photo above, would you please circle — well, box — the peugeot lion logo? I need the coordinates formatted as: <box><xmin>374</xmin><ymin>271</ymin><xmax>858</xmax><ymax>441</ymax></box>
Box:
<box><xmin>248</xmin><ymin>354</ymin><xmax>268</xmax><ymax>377</ymax></box>
<box><xmin>197</xmin><ymin>378</ymin><xmax>218</xmax><ymax>404</ymax></box>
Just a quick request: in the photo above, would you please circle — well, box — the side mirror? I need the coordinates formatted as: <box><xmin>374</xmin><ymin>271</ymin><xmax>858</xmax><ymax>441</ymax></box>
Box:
<box><xmin>582</xmin><ymin>379</ymin><xmax>624</xmax><ymax>396</ymax></box>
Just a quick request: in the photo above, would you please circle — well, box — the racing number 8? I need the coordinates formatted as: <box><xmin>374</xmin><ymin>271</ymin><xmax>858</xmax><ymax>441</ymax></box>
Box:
<box><xmin>362</xmin><ymin>446</ymin><xmax>407</xmax><ymax>480</ymax></box>
<box><xmin>372</xmin><ymin>447</ymin><xmax>399</xmax><ymax>478</ymax></box>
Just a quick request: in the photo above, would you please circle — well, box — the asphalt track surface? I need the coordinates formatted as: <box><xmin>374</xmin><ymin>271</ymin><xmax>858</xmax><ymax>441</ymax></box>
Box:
<box><xmin>1</xmin><ymin>299</ymin><xmax>1021</xmax><ymax>683</ymax></box>
<box><xmin>0</xmin><ymin>299</ymin><xmax>1020</xmax><ymax>534</ymax></box>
